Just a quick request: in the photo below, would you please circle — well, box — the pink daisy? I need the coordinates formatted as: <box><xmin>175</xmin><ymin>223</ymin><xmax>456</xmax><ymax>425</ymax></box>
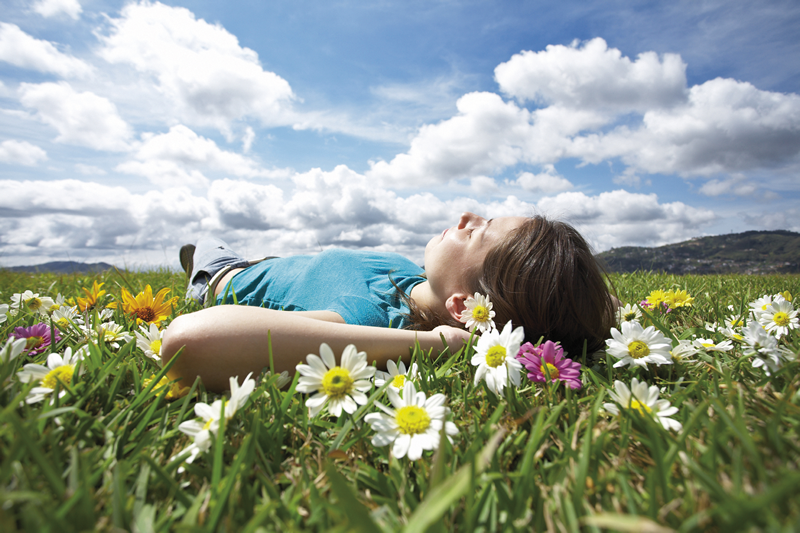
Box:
<box><xmin>10</xmin><ymin>323</ymin><xmax>61</xmax><ymax>356</ymax></box>
<box><xmin>516</xmin><ymin>340</ymin><xmax>582</xmax><ymax>390</ymax></box>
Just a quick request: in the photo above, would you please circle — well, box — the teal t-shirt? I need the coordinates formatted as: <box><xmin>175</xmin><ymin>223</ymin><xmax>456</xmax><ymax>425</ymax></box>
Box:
<box><xmin>216</xmin><ymin>249</ymin><xmax>425</xmax><ymax>329</ymax></box>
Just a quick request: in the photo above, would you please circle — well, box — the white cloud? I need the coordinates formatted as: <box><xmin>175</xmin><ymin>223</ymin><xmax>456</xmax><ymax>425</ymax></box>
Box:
<box><xmin>537</xmin><ymin>189</ymin><xmax>717</xmax><ymax>250</ymax></box>
<box><xmin>116</xmin><ymin>124</ymin><xmax>279</xmax><ymax>188</ymax></box>
<box><xmin>369</xmin><ymin>40</ymin><xmax>800</xmax><ymax>193</ymax></box>
<box><xmin>74</xmin><ymin>163</ymin><xmax>106</xmax><ymax>175</ymax></box>
<box><xmin>242</xmin><ymin>126</ymin><xmax>255</xmax><ymax>153</ymax></box>
<box><xmin>97</xmin><ymin>1</ymin><xmax>295</xmax><ymax>132</ymax></box>
<box><xmin>511</xmin><ymin>165</ymin><xmax>573</xmax><ymax>193</ymax></box>
<box><xmin>495</xmin><ymin>38</ymin><xmax>687</xmax><ymax>112</ymax></box>
<box><xmin>368</xmin><ymin>92</ymin><xmax>533</xmax><ymax>186</ymax></box>
<box><xmin>0</xmin><ymin>140</ymin><xmax>47</xmax><ymax>166</ymax></box>
<box><xmin>699</xmin><ymin>175</ymin><xmax>759</xmax><ymax>197</ymax></box>
<box><xmin>19</xmin><ymin>82</ymin><xmax>132</xmax><ymax>151</ymax></box>
<box><xmin>571</xmin><ymin>78</ymin><xmax>800</xmax><ymax>177</ymax></box>
<box><xmin>0</xmin><ymin>23</ymin><xmax>92</xmax><ymax>78</ymax></box>
<box><xmin>470</xmin><ymin>176</ymin><xmax>499</xmax><ymax>195</ymax></box>
<box><xmin>0</xmin><ymin>171</ymin><xmax>717</xmax><ymax>266</ymax></box>
<box><xmin>32</xmin><ymin>0</ymin><xmax>82</xmax><ymax>20</ymax></box>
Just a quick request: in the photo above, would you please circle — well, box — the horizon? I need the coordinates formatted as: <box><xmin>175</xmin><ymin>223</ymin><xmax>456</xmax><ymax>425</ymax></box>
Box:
<box><xmin>1</xmin><ymin>0</ymin><xmax>799</xmax><ymax>268</ymax></box>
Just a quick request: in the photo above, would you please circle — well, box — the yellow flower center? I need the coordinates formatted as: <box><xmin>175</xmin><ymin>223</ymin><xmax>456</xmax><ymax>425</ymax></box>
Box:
<box><xmin>779</xmin><ymin>291</ymin><xmax>792</xmax><ymax>302</ymax></box>
<box><xmin>628</xmin><ymin>340</ymin><xmax>650</xmax><ymax>359</ymax></box>
<box><xmin>472</xmin><ymin>305</ymin><xmax>489</xmax><ymax>321</ymax></box>
<box><xmin>322</xmin><ymin>367</ymin><xmax>354</xmax><ymax>399</ymax></box>
<box><xmin>485</xmin><ymin>346</ymin><xmax>507</xmax><ymax>368</ymax></box>
<box><xmin>135</xmin><ymin>306</ymin><xmax>157</xmax><ymax>323</ymax></box>
<box><xmin>629</xmin><ymin>399</ymin><xmax>652</xmax><ymax>417</ymax></box>
<box><xmin>203</xmin><ymin>400</ymin><xmax>227</xmax><ymax>430</ymax></box>
<box><xmin>702</xmin><ymin>342</ymin><xmax>715</xmax><ymax>348</ymax></box>
<box><xmin>395</xmin><ymin>405</ymin><xmax>431</xmax><ymax>435</ymax></box>
<box><xmin>391</xmin><ymin>374</ymin><xmax>406</xmax><ymax>388</ymax></box>
<box><xmin>42</xmin><ymin>365</ymin><xmax>74</xmax><ymax>389</ymax></box>
<box><xmin>150</xmin><ymin>339</ymin><xmax>162</xmax><ymax>355</ymax></box>
<box><xmin>25</xmin><ymin>336</ymin><xmax>44</xmax><ymax>350</ymax></box>
<box><xmin>26</xmin><ymin>298</ymin><xmax>43</xmax><ymax>311</ymax></box>
<box><xmin>773</xmin><ymin>312</ymin><xmax>790</xmax><ymax>327</ymax></box>
<box><xmin>623</xmin><ymin>311</ymin><xmax>637</xmax><ymax>321</ymax></box>
<box><xmin>56</xmin><ymin>318</ymin><xmax>70</xmax><ymax>327</ymax></box>
<box><xmin>540</xmin><ymin>363</ymin><xmax>560</xmax><ymax>379</ymax></box>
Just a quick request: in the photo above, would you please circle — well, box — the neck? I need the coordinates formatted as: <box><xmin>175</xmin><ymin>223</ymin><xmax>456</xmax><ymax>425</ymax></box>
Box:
<box><xmin>409</xmin><ymin>281</ymin><xmax>447</xmax><ymax>319</ymax></box>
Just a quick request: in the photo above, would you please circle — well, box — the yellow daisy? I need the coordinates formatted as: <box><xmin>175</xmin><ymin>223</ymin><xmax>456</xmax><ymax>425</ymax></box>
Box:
<box><xmin>75</xmin><ymin>281</ymin><xmax>107</xmax><ymax>312</ymax></box>
<box><xmin>118</xmin><ymin>285</ymin><xmax>179</xmax><ymax>325</ymax></box>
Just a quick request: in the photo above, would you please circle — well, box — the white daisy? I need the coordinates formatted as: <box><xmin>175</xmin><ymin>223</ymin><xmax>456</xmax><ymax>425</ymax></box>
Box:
<box><xmin>295</xmin><ymin>343</ymin><xmax>375</xmax><ymax>417</ymax></box>
<box><xmin>174</xmin><ymin>373</ymin><xmax>255</xmax><ymax>468</ymax></box>
<box><xmin>0</xmin><ymin>303</ymin><xmax>8</xmax><ymax>324</ymax></box>
<box><xmin>749</xmin><ymin>295</ymin><xmax>775</xmax><ymax>322</ymax></box>
<box><xmin>603</xmin><ymin>378</ymin><xmax>682</xmax><ymax>431</ymax></box>
<box><xmin>1</xmin><ymin>337</ymin><xmax>27</xmax><ymax>363</ymax></box>
<box><xmin>605</xmin><ymin>321</ymin><xmax>673</xmax><ymax>368</ymax></box>
<box><xmin>135</xmin><ymin>323</ymin><xmax>163</xmax><ymax>363</ymax></box>
<box><xmin>471</xmin><ymin>320</ymin><xmax>524</xmax><ymax>395</ymax></box>
<box><xmin>17</xmin><ymin>347</ymin><xmax>85</xmax><ymax>404</ymax></box>
<box><xmin>84</xmin><ymin>321</ymin><xmax>133</xmax><ymax>349</ymax></box>
<box><xmin>365</xmin><ymin>380</ymin><xmax>458</xmax><ymax>460</ymax></box>
<box><xmin>50</xmin><ymin>305</ymin><xmax>83</xmax><ymax>329</ymax></box>
<box><xmin>759</xmin><ymin>299</ymin><xmax>799</xmax><ymax>339</ymax></box>
<box><xmin>11</xmin><ymin>290</ymin><xmax>55</xmax><ymax>316</ymax></box>
<box><xmin>692</xmin><ymin>338</ymin><xmax>734</xmax><ymax>352</ymax></box>
<box><xmin>616</xmin><ymin>303</ymin><xmax>642</xmax><ymax>324</ymax></box>
<box><xmin>742</xmin><ymin>322</ymin><xmax>785</xmax><ymax>375</ymax></box>
<box><xmin>47</xmin><ymin>294</ymin><xmax>67</xmax><ymax>314</ymax></box>
<box><xmin>669</xmin><ymin>339</ymin><xmax>698</xmax><ymax>363</ymax></box>
<box><xmin>460</xmin><ymin>292</ymin><xmax>496</xmax><ymax>333</ymax></box>
<box><xmin>375</xmin><ymin>360</ymin><xmax>418</xmax><ymax>392</ymax></box>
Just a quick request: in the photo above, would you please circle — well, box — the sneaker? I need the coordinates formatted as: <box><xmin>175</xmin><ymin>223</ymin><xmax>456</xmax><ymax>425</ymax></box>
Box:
<box><xmin>179</xmin><ymin>244</ymin><xmax>195</xmax><ymax>278</ymax></box>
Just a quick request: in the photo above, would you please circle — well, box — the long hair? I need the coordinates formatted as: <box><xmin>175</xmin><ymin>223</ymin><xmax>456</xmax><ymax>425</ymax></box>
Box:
<box><xmin>402</xmin><ymin>216</ymin><xmax>616</xmax><ymax>356</ymax></box>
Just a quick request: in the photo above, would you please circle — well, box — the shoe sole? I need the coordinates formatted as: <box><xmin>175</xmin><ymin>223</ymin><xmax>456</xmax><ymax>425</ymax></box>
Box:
<box><xmin>179</xmin><ymin>244</ymin><xmax>195</xmax><ymax>278</ymax></box>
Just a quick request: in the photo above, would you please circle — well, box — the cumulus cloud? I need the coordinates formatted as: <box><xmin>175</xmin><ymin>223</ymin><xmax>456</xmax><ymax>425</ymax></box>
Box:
<box><xmin>0</xmin><ymin>170</ymin><xmax>715</xmax><ymax>266</ymax></box>
<box><xmin>0</xmin><ymin>23</ymin><xmax>92</xmax><ymax>78</ymax></box>
<box><xmin>570</xmin><ymin>77</ymin><xmax>800</xmax><ymax>177</ymax></box>
<box><xmin>0</xmin><ymin>140</ymin><xmax>47</xmax><ymax>166</ymax></box>
<box><xmin>32</xmin><ymin>0</ymin><xmax>82</xmax><ymax>20</ymax></box>
<box><xmin>537</xmin><ymin>189</ymin><xmax>716</xmax><ymax>250</ymax></box>
<box><xmin>116</xmin><ymin>124</ymin><xmax>280</xmax><ymax>188</ymax></box>
<box><xmin>19</xmin><ymin>82</ymin><xmax>132</xmax><ymax>151</ymax></box>
<box><xmin>699</xmin><ymin>175</ymin><xmax>759</xmax><ymax>197</ymax></box>
<box><xmin>495</xmin><ymin>38</ymin><xmax>687</xmax><ymax>112</ymax></box>
<box><xmin>511</xmin><ymin>165</ymin><xmax>573</xmax><ymax>193</ymax></box>
<box><xmin>368</xmin><ymin>92</ymin><xmax>533</xmax><ymax>186</ymax></box>
<box><xmin>97</xmin><ymin>1</ymin><xmax>295</xmax><ymax>132</ymax></box>
<box><xmin>369</xmin><ymin>39</ymin><xmax>800</xmax><ymax>192</ymax></box>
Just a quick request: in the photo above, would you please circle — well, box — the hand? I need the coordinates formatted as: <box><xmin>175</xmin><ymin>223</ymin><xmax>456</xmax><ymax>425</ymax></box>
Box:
<box><xmin>431</xmin><ymin>325</ymin><xmax>473</xmax><ymax>352</ymax></box>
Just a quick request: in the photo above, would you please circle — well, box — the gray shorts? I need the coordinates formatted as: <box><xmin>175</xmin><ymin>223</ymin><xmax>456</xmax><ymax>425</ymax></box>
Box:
<box><xmin>186</xmin><ymin>237</ymin><xmax>274</xmax><ymax>305</ymax></box>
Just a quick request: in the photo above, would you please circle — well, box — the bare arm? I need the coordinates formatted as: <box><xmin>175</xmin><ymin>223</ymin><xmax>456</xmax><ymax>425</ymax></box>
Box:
<box><xmin>161</xmin><ymin>305</ymin><xmax>470</xmax><ymax>392</ymax></box>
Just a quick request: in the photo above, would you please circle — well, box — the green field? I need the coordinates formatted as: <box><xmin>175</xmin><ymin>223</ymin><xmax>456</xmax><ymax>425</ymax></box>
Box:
<box><xmin>1</xmin><ymin>269</ymin><xmax>799</xmax><ymax>532</ymax></box>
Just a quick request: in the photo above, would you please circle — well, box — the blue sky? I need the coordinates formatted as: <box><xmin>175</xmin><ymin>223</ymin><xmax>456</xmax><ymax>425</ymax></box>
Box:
<box><xmin>1</xmin><ymin>0</ymin><xmax>799</xmax><ymax>268</ymax></box>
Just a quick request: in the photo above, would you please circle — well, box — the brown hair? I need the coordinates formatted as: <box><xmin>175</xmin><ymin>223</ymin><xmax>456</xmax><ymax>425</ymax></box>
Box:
<box><xmin>403</xmin><ymin>216</ymin><xmax>616</xmax><ymax>356</ymax></box>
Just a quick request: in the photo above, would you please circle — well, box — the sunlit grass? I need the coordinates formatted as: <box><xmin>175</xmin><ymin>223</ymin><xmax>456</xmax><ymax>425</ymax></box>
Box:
<box><xmin>1</xmin><ymin>269</ymin><xmax>798</xmax><ymax>532</ymax></box>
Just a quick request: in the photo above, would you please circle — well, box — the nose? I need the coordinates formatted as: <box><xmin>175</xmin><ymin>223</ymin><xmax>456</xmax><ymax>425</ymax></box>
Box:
<box><xmin>457</xmin><ymin>212</ymin><xmax>485</xmax><ymax>230</ymax></box>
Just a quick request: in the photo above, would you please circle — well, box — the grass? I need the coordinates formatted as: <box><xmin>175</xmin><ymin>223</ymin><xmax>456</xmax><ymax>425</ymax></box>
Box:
<box><xmin>0</xmin><ymin>269</ymin><xmax>799</xmax><ymax>532</ymax></box>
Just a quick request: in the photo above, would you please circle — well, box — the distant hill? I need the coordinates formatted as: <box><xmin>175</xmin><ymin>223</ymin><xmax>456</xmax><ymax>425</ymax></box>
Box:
<box><xmin>1</xmin><ymin>261</ymin><xmax>115</xmax><ymax>274</ymax></box>
<box><xmin>598</xmin><ymin>230</ymin><xmax>800</xmax><ymax>274</ymax></box>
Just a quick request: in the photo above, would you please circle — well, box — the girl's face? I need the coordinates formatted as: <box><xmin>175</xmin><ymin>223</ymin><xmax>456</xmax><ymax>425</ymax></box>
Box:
<box><xmin>424</xmin><ymin>212</ymin><xmax>528</xmax><ymax>300</ymax></box>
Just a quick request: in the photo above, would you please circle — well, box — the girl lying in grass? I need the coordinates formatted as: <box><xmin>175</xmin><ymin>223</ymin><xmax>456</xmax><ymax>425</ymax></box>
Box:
<box><xmin>162</xmin><ymin>212</ymin><xmax>616</xmax><ymax>391</ymax></box>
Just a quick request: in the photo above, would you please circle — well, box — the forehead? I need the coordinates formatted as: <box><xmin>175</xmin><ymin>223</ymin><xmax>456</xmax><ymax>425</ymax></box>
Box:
<box><xmin>486</xmin><ymin>216</ymin><xmax>528</xmax><ymax>238</ymax></box>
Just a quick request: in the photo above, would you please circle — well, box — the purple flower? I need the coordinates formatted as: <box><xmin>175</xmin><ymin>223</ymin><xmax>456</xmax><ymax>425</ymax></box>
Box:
<box><xmin>516</xmin><ymin>340</ymin><xmax>582</xmax><ymax>390</ymax></box>
<box><xmin>9</xmin><ymin>323</ymin><xmax>61</xmax><ymax>356</ymax></box>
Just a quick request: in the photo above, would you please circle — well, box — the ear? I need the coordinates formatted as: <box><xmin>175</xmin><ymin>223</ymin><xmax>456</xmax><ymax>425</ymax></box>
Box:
<box><xmin>445</xmin><ymin>292</ymin><xmax>470</xmax><ymax>323</ymax></box>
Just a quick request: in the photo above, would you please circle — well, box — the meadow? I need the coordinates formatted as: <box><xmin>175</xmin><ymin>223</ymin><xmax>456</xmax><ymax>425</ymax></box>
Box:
<box><xmin>0</xmin><ymin>268</ymin><xmax>798</xmax><ymax>532</ymax></box>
